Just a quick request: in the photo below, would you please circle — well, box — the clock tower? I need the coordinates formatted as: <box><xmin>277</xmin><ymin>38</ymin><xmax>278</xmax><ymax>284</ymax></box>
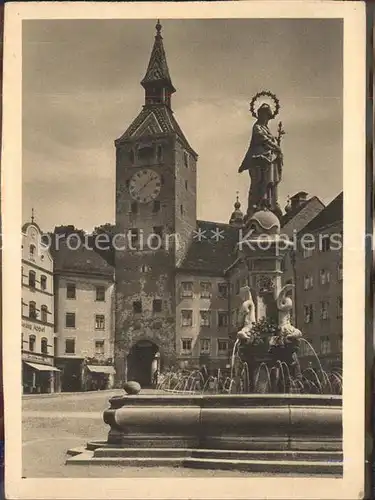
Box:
<box><xmin>114</xmin><ymin>21</ymin><xmax>198</xmax><ymax>387</ymax></box>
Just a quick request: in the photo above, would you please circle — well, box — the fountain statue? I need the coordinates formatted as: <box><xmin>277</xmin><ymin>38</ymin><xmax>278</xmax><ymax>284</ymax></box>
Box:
<box><xmin>238</xmin><ymin>91</ymin><xmax>285</xmax><ymax>219</ymax></box>
<box><xmin>236</xmin><ymin>286</ymin><xmax>256</xmax><ymax>342</ymax></box>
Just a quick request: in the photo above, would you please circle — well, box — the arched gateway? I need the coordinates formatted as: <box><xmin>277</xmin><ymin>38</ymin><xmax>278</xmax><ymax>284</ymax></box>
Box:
<box><xmin>126</xmin><ymin>340</ymin><xmax>161</xmax><ymax>388</ymax></box>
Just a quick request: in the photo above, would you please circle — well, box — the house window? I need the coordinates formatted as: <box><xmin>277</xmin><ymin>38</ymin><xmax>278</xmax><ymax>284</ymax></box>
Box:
<box><xmin>184</xmin><ymin>151</ymin><xmax>189</xmax><ymax>168</ymax></box>
<box><xmin>181</xmin><ymin>309</ymin><xmax>193</xmax><ymax>327</ymax></box>
<box><xmin>321</xmin><ymin>235</ymin><xmax>331</xmax><ymax>252</ymax></box>
<box><xmin>218</xmin><ymin>311</ymin><xmax>229</xmax><ymax>327</ymax></box>
<box><xmin>29</xmin><ymin>244</ymin><xmax>36</xmax><ymax>261</ymax></box>
<box><xmin>303</xmin><ymin>275</ymin><xmax>313</xmax><ymax>290</ymax></box>
<box><xmin>95</xmin><ymin>314</ymin><xmax>105</xmax><ymax>330</ymax></box>
<box><xmin>160</xmin><ymin>174</ymin><xmax>164</xmax><ymax>186</ymax></box>
<box><xmin>133</xmin><ymin>301</ymin><xmax>142</xmax><ymax>314</ymax></box>
<box><xmin>65</xmin><ymin>338</ymin><xmax>75</xmax><ymax>354</ymax></box>
<box><xmin>95</xmin><ymin>340</ymin><xmax>105</xmax><ymax>356</ymax></box>
<box><xmin>320</xmin><ymin>269</ymin><xmax>330</xmax><ymax>285</ymax></box>
<box><xmin>181</xmin><ymin>281</ymin><xmax>193</xmax><ymax>298</ymax></box>
<box><xmin>40</xmin><ymin>305</ymin><xmax>48</xmax><ymax>323</ymax></box>
<box><xmin>66</xmin><ymin>283</ymin><xmax>76</xmax><ymax>299</ymax></box>
<box><xmin>320</xmin><ymin>301</ymin><xmax>329</xmax><ymax>320</ymax></box>
<box><xmin>338</xmin><ymin>262</ymin><xmax>343</xmax><ymax>281</ymax></box>
<box><xmin>40</xmin><ymin>275</ymin><xmax>47</xmax><ymax>291</ymax></box>
<box><xmin>140</xmin><ymin>264</ymin><xmax>151</xmax><ymax>273</ymax></box>
<box><xmin>337</xmin><ymin>296</ymin><xmax>343</xmax><ymax>318</ymax></box>
<box><xmin>29</xmin><ymin>335</ymin><xmax>36</xmax><ymax>352</ymax></box>
<box><xmin>128</xmin><ymin>228</ymin><xmax>139</xmax><ymax>248</ymax></box>
<box><xmin>200</xmin><ymin>338</ymin><xmax>211</xmax><ymax>354</ymax></box>
<box><xmin>180</xmin><ymin>204</ymin><xmax>184</xmax><ymax>216</ymax></box>
<box><xmin>41</xmin><ymin>337</ymin><xmax>48</xmax><ymax>354</ymax></box>
<box><xmin>200</xmin><ymin>282</ymin><xmax>211</xmax><ymax>299</ymax></box>
<box><xmin>131</xmin><ymin>202</ymin><xmax>138</xmax><ymax>214</ymax></box>
<box><xmin>29</xmin><ymin>301</ymin><xmax>37</xmax><ymax>319</ymax></box>
<box><xmin>303</xmin><ymin>304</ymin><xmax>313</xmax><ymax>323</ymax></box>
<box><xmin>200</xmin><ymin>310</ymin><xmax>211</xmax><ymax>327</ymax></box>
<box><xmin>302</xmin><ymin>246</ymin><xmax>314</xmax><ymax>258</ymax></box>
<box><xmin>217</xmin><ymin>339</ymin><xmax>229</xmax><ymax>354</ymax></box>
<box><xmin>156</xmin><ymin>145</ymin><xmax>163</xmax><ymax>163</ymax></box>
<box><xmin>28</xmin><ymin>270</ymin><xmax>36</xmax><ymax>289</ymax></box>
<box><xmin>181</xmin><ymin>338</ymin><xmax>192</xmax><ymax>354</ymax></box>
<box><xmin>153</xmin><ymin>299</ymin><xmax>162</xmax><ymax>313</ymax></box>
<box><xmin>96</xmin><ymin>286</ymin><xmax>105</xmax><ymax>302</ymax></box>
<box><xmin>218</xmin><ymin>282</ymin><xmax>228</xmax><ymax>298</ymax></box>
<box><xmin>65</xmin><ymin>312</ymin><xmax>76</xmax><ymax>328</ymax></box>
<box><xmin>153</xmin><ymin>200</ymin><xmax>161</xmax><ymax>213</ymax></box>
<box><xmin>320</xmin><ymin>336</ymin><xmax>331</xmax><ymax>355</ymax></box>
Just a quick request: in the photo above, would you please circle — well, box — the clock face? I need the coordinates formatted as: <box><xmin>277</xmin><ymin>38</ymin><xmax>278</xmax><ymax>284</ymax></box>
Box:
<box><xmin>129</xmin><ymin>169</ymin><xmax>161</xmax><ymax>204</ymax></box>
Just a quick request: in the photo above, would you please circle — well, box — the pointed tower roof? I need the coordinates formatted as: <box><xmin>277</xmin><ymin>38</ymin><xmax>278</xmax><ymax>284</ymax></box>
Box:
<box><xmin>115</xmin><ymin>20</ymin><xmax>197</xmax><ymax>157</ymax></box>
<box><xmin>141</xmin><ymin>20</ymin><xmax>176</xmax><ymax>93</ymax></box>
<box><xmin>229</xmin><ymin>193</ymin><xmax>244</xmax><ymax>227</ymax></box>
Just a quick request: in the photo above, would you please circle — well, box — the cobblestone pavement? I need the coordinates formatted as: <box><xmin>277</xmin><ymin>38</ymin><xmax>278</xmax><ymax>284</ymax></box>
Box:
<box><xmin>23</xmin><ymin>390</ymin><xmax>271</xmax><ymax>478</ymax></box>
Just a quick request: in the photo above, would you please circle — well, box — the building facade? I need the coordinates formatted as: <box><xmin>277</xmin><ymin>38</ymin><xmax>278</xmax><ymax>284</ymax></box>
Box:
<box><xmin>293</xmin><ymin>193</ymin><xmax>343</xmax><ymax>370</ymax></box>
<box><xmin>21</xmin><ymin>221</ymin><xmax>60</xmax><ymax>393</ymax></box>
<box><xmin>52</xmin><ymin>236</ymin><xmax>115</xmax><ymax>391</ymax></box>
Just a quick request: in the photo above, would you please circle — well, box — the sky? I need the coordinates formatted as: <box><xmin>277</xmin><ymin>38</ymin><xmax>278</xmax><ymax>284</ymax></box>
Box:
<box><xmin>22</xmin><ymin>18</ymin><xmax>343</xmax><ymax>233</ymax></box>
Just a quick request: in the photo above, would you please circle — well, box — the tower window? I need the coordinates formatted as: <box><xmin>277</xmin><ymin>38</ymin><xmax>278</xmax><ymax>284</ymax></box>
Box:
<box><xmin>156</xmin><ymin>145</ymin><xmax>163</xmax><ymax>163</ymax></box>
<box><xmin>153</xmin><ymin>200</ymin><xmax>161</xmax><ymax>213</ymax></box>
<box><xmin>180</xmin><ymin>205</ymin><xmax>184</xmax><ymax>216</ymax></box>
<box><xmin>185</xmin><ymin>180</ymin><xmax>188</xmax><ymax>190</ymax></box>
<box><xmin>131</xmin><ymin>202</ymin><xmax>138</xmax><ymax>214</ymax></box>
<box><xmin>129</xmin><ymin>149</ymin><xmax>135</xmax><ymax>164</ymax></box>
<box><xmin>184</xmin><ymin>151</ymin><xmax>189</xmax><ymax>168</ymax></box>
<box><xmin>137</xmin><ymin>145</ymin><xmax>154</xmax><ymax>161</ymax></box>
<box><xmin>160</xmin><ymin>174</ymin><xmax>164</xmax><ymax>186</ymax></box>
<box><xmin>133</xmin><ymin>301</ymin><xmax>142</xmax><ymax>314</ymax></box>
<box><xmin>128</xmin><ymin>229</ymin><xmax>139</xmax><ymax>248</ymax></box>
<box><xmin>153</xmin><ymin>299</ymin><xmax>162</xmax><ymax>313</ymax></box>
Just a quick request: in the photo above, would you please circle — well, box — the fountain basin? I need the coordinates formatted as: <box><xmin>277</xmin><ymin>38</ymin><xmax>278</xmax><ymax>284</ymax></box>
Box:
<box><xmin>66</xmin><ymin>393</ymin><xmax>342</xmax><ymax>475</ymax></box>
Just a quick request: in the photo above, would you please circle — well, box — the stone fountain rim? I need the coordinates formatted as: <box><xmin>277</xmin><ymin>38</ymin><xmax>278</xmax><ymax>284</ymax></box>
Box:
<box><xmin>109</xmin><ymin>393</ymin><xmax>342</xmax><ymax>406</ymax></box>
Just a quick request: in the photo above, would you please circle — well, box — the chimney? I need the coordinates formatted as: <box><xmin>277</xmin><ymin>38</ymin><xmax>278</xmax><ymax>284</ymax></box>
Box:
<box><xmin>290</xmin><ymin>191</ymin><xmax>308</xmax><ymax>211</ymax></box>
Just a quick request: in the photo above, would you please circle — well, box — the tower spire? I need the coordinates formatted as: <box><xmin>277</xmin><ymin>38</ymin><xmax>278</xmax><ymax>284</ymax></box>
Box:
<box><xmin>141</xmin><ymin>20</ymin><xmax>176</xmax><ymax>108</ymax></box>
<box><xmin>31</xmin><ymin>207</ymin><xmax>35</xmax><ymax>224</ymax></box>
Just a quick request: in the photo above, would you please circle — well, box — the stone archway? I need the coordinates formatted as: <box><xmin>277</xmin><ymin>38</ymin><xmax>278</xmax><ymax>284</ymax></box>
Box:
<box><xmin>127</xmin><ymin>339</ymin><xmax>160</xmax><ymax>388</ymax></box>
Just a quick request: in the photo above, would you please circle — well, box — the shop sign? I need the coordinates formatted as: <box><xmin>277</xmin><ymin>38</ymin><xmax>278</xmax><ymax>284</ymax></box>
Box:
<box><xmin>22</xmin><ymin>352</ymin><xmax>53</xmax><ymax>366</ymax></box>
<box><xmin>22</xmin><ymin>320</ymin><xmax>47</xmax><ymax>334</ymax></box>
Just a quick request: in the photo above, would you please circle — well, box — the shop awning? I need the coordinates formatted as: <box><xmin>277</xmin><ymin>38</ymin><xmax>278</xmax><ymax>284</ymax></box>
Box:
<box><xmin>24</xmin><ymin>362</ymin><xmax>61</xmax><ymax>372</ymax></box>
<box><xmin>86</xmin><ymin>365</ymin><xmax>115</xmax><ymax>375</ymax></box>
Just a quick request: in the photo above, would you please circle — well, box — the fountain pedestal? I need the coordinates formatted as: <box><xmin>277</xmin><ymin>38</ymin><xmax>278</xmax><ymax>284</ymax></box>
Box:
<box><xmin>66</xmin><ymin>393</ymin><xmax>343</xmax><ymax>475</ymax></box>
